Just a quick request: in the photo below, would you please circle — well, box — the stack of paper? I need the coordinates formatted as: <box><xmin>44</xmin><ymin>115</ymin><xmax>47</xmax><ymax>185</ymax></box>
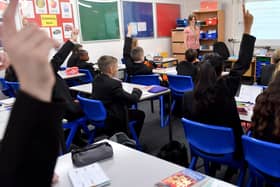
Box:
<box><xmin>68</xmin><ymin>163</ymin><xmax>110</xmax><ymax>187</ymax></box>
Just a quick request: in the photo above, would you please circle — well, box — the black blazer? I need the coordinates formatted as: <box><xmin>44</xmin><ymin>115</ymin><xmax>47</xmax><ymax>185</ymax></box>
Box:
<box><xmin>183</xmin><ymin>34</ymin><xmax>256</xmax><ymax>158</ymax></box>
<box><xmin>176</xmin><ymin>61</ymin><xmax>198</xmax><ymax>82</ymax></box>
<box><xmin>260</xmin><ymin>64</ymin><xmax>275</xmax><ymax>86</ymax></box>
<box><xmin>51</xmin><ymin>40</ymin><xmax>82</xmax><ymax>115</ymax></box>
<box><xmin>4</xmin><ymin>66</ymin><xmax>18</xmax><ymax>82</ymax></box>
<box><xmin>0</xmin><ymin>91</ymin><xmax>64</xmax><ymax>187</ymax></box>
<box><xmin>123</xmin><ymin>37</ymin><xmax>152</xmax><ymax>75</ymax></box>
<box><xmin>92</xmin><ymin>74</ymin><xmax>142</xmax><ymax>135</ymax></box>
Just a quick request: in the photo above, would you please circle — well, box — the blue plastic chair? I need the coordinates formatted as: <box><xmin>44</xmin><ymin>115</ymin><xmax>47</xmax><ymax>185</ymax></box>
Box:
<box><xmin>0</xmin><ymin>78</ymin><xmax>14</xmax><ymax>97</ymax></box>
<box><xmin>62</xmin><ymin>117</ymin><xmax>92</xmax><ymax>152</ymax></box>
<box><xmin>59</xmin><ymin>66</ymin><xmax>67</xmax><ymax>71</ymax></box>
<box><xmin>242</xmin><ymin>135</ymin><xmax>280</xmax><ymax>187</ymax></box>
<box><xmin>5</xmin><ymin>81</ymin><xmax>20</xmax><ymax>96</ymax></box>
<box><xmin>181</xmin><ymin>117</ymin><xmax>245</xmax><ymax>186</ymax></box>
<box><xmin>167</xmin><ymin>75</ymin><xmax>193</xmax><ymax>123</ymax></box>
<box><xmin>78</xmin><ymin>69</ymin><xmax>94</xmax><ymax>84</ymax></box>
<box><xmin>77</xmin><ymin>94</ymin><xmax>142</xmax><ymax>150</ymax></box>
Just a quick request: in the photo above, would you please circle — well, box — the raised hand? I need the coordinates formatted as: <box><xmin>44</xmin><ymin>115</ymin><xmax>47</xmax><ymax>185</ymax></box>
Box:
<box><xmin>127</xmin><ymin>23</ymin><xmax>133</xmax><ymax>37</ymax></box>
<box><xmin>0</xmin><ymin>51</ymin><xmax>10</xmax><ymax>71</ymax></box>
<box><xmin>70</xmin><ymin>28</ymin><xmax>79</xmax><ymax>42</ymax></box>
<box><xmin>243</xmin><ymin>4</ymin><xmax>253</xmax><ymax>34</ymax></box>
<box><xmin>0</xmin><ymin>0</ymin><xmax>59</xmax><ymax>102</ymax></box>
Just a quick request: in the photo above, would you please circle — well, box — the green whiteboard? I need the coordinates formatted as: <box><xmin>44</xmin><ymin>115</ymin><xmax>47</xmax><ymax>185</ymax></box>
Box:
<box><xmin>78</xmin><ymin>0</ymin><xmax>120</xmax><ymax>41</ymax></box>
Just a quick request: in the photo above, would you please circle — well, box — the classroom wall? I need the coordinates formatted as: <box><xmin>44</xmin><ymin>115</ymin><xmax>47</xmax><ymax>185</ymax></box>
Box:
<box><xmin>71</xmin><ymin>0</ymin><xmax>188</xmax><ymax>64</ymax></box>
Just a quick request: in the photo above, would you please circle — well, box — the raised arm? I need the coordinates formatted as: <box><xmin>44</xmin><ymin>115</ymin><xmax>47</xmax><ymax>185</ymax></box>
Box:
<box><xmin>230</xmin><ymin>4</ymin><xmax>255</xmax><ymax>77</ymax></box>
<box><xmin>0</xmin><ymin>1</ymin><xmax>64</xmax><ymax>186</ymax></box>
<box><xmin>123</xmin><ymin>23</ymin><xmax>133</xmax><ymax>59</ymax></box>
<box><xmin>51</xmin><ymin>29</ymin><xmax>79</xmax><ymax>72</ymax></box>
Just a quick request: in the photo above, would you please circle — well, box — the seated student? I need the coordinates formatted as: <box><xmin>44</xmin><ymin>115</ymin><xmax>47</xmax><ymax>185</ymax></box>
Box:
<box><xmin>91</xmin><ymin>55</ymin><xmax>145</xmax><ymax>137</ymax></box>
<box><xmin>123</xmin><ymin>24</ymin><xmax>154</xmax><ymax>75</ymax></box>
<box><xmin>260</xmin><ymin>49</ymin><xmax>280</xmax><ymax>85</ymax></box>
<box><xmin>252</xmin><ymin>72</ymin><xmax>280</xmax><ymax>144</ymax></box>
<box><xmin>176</xmin><ymin>48</ymin><xmax>199</xmax><ymax>82</ymax></box>
<box><xmin>0</xmin><ymin>0</ymin><xmax>63</xmax><ymax>185</ymax></box>
<box><xmin>66</xmin><ymin>44</ymin><xmax>95</xmax><ymax>78</ymax></box>
<box><xmin>66</xmin><ymin>43</ymin><xmax>83</xmax><ymax>67</ymax></box>
<box><xmin>183</xmin><ymin>5</ymin><xmax>255</xmax><ymax>179</ymax></box>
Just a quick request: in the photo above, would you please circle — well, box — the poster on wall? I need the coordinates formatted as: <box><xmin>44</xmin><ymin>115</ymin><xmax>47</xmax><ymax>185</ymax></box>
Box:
<box><xmin>19</xmin><ymin>0</ymin><xmax>75</xmax><ymax>42</ymax></box>
<box><xmin>122</xmin><ymin>1</ymin><xmax>154</xmax><ymax>38</ymax></box>
<box><xmin>156</xmin><ymin>3</ymin><xmax>180</xmax><ymax>37</ymax></box>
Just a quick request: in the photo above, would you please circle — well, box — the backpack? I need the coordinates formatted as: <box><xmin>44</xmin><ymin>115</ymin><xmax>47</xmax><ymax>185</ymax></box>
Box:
<box><xmin>157</xmin><ymin>140</ymin><xmax>189</xmax><ymax>167</ymax></box>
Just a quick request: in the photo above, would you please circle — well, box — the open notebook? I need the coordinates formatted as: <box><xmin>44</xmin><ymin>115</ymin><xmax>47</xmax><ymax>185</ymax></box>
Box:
<box><xmin>235</xmin><ymin>84</ymin><xmax>263</xmax><ymax>104</ymax></box>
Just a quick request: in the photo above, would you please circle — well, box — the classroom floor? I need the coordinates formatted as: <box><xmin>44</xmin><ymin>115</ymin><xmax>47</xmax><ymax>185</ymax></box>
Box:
<box><xmin>137</xmin><ymin>100</ymin><xmax>243</xmax><ymax>186</ymax></box>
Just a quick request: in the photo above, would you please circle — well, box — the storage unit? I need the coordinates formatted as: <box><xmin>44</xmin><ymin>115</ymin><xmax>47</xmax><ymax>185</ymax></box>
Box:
<box><xmin>255</xmin><ymin>56</ymin><xmax>271</xmax><ymax>78</ymax></box>
<box><xmin>171</xmin><ymin>10</ymin><xmax>224</xmax><ymax>61</ymax></box>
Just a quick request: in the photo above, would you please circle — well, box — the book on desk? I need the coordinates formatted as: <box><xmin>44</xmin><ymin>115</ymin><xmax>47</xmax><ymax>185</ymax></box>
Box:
<box><xmin>68</xmin><ymin>163</ymin><xmax>110</xmax><ymax>187</ymax></box>
<box><xmin>155</xmin><ymin>168</ymin><xmax>207</xmax><ymax>187</ymax></box>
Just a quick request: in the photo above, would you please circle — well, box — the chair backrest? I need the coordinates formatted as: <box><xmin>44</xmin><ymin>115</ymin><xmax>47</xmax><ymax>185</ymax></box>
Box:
<box><xmin>77</xmin><ymin>94</ymin><xmax>106</xmax><ymax>122</ymax></box>
<box><xmin>213</xmin><ymin>42</ymin><xmax>230</xmax><ymax>60</ymax></box>
<box><xmin>242</xmin><ymin>135</ymin><xmax>280</xmax><ymax>178</ymax></box>
<box><xmin>0</xmin><ymin>78</ymin><xmax>13</xmax><ymax>97</ymax></box>
<box><xmin>167</xmin><ymin>75</ymin><xmax>193</xmax><ymax>94</ymax></box>
<box><xmin>5</xmin><ymin>81</ymin><xmax>20</xmax><ymax>96</ymax></box>
<box><xmin>181</xmin><ymin>117</ymin><xmax>236</xmax><ymax>154</ymax></box>
<box><xmin>79</xmin><ymin>69</ymin><xmax>94</xmax><ymax>84</ymax></box>
<box><xmin>121</xmin><ymin>58</ymin><xmax>126</xmax><ymax>65</ymax></box>
<box><xmin>130</xmin><ymin>74</ymin><xmax>160</xmax><ymax>86</ymax></box>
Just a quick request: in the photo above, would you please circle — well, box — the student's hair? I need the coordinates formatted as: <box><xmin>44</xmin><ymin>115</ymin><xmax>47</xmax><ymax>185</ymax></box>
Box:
<box><xmin>185</xmin><ymin>49</ymin><xmax>198</xmax><ymax>62</ymax></box>
<box><xmin>202</xmin><ymin>53</ymin><xmax>224</xmax><ymax>76</ymax></box>
<box><xmin>272</xmin><ymin>49</ymin><xmax>280</xmax><ymax>64</ymax></box>
<box><xmin>193</xmin><ymin>61</ymin><xmax>217</xmax><ymax>111</ymax></box>
<box><xmin>188</xmin><ymin>14</ymin><xmax>197</xmax><ymax>22</ymax></box>
<box><xmin>272</xmin><ymin>49</ymin><xmax>280</xmax><ymax>79</ymax></box>
<box><xmin>72</xmin><ymin>44</ymin><xmax>83</xmax><ymax>55</ymax></box>
<box><xmin>131</xmin><ymin>46</ymin><xmax>144</xmax><ymax>61</ymax></box>
<box><xmin>252</xmin><ymin>72</ymin><xmax>280</xmax><ymax>138</ymax></box>
<box><xmin>79</xmin><ymin>49</ymin><xmax>89</xmax><ymax>61</ymax></box>
<box><xmin>97</xmin><ymin>55</ymin><xmax>117</xmax><ymax>73</ymax></box>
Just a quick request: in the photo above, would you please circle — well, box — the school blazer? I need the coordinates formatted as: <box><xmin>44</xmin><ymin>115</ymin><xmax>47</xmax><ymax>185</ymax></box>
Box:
<box><xmin>183</xmin><ymin>34</ymin><xmax>256</xmax><ymax>158</ymax></box>
<box><xmin>123</xmin><ymin>37</ymin><xmax>153</xmax><ymax>75</ymax></box>
<box><xmin>92</xmin><ymin>74</ymin><xmax>142</xmax><ymax>132</ymax></box>
<box><xmin>0</xmin><ymin>91</ymin><xmax>64</xmax><ymax>187</ymax></box>
<box><xmin>176</xmin><ymin>61</ymin><xmax>198</xmax><ymax>82</ymax></box>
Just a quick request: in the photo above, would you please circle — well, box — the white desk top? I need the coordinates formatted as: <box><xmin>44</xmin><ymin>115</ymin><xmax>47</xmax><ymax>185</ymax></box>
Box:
<box><xmin>93</xmin><ymin>64</ymin><xmax>126</xmax><ymax>71</ymax></box>
<box><xmin>70</xmin><ymin>82</ymin><xmax>170</xmax><ymax>101</ymax></box>
<box><xmin>57</xmin><ymin>71</ymin><xmax>86</xmax><ymax>80</ymax></box>
<box><xmin>54</xmin><ymin>140</ymin><xmax>236</xmax><ymax>187</ymax></box>
<box><xmin>0</xmin><ymin>98</ymin><xmax>13</xmax><ymax>140</ymax></box>
<box><xmin>152</xmin><ymin>67</ymin><xmax>177</xmax><ymax>75</ymax></box>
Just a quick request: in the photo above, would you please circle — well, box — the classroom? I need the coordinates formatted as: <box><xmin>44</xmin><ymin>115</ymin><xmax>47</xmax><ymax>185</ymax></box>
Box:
<box><xmin>0</xmin><ymin>0</ymin><xmax>280</xmax><ymax>187</ymax></box>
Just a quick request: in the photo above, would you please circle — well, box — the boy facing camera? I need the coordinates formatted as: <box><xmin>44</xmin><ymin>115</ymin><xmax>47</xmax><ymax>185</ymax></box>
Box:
<box><xmin>91</xmin><ymin>55</ymin><xmax>145</xmax><ymax>137</ymax></box>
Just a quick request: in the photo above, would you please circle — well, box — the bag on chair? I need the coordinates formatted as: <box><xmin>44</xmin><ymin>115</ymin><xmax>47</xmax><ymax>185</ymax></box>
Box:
<box><xmin>157</xmin><ymin>140</ymin><xmax>189</xmax><ymax>167</ymax></box>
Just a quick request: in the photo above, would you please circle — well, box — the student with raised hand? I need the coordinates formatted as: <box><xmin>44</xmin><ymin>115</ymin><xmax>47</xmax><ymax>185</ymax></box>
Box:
<box><xmin>91</xmin><ymin>55</ymin><xmax>145</xmax><ymax>137</ymax></box>
<box><xmin>123</xmin><ymin>23</ymin><xmax>154</xmax><ymax>75</ymax></box>
<box><xmin>0</xmin><ymin>0</ymin><xmax>63</xmax><ymax>186</ymax></box>
<box><xmin>183</xmin><ymin>4</ymin><xmax>255</xmax><ymax>180</ymax></box>
<box><xmin>252</xmin><ymin>72</ymin><xmax>280</xmax><ymax>144</ymax></box>
<box><xmin>260</xmin><ymin>49</ymin><xmax>280</xmax><ymax>85</ymax></box>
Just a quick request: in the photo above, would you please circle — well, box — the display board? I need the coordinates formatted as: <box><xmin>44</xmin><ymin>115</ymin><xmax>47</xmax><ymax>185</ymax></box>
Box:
<box><xmin>19</xmin><ymin>0</ymin><xmax>75</xmax><ymax>42</ymax></box>
<box><xmin>156</xmin><ymin>3</ymin><xmax>180</xmax><ymax>37</ymax></box>
<box><xmin>78</xmin><ymin>0</ymin><xmax>120</xmax><ymax>41</ymax></box>
<box><xmin>122</xmin><ymin>1</ymin><xmax>154</xmax><ymax>38</ymax></box>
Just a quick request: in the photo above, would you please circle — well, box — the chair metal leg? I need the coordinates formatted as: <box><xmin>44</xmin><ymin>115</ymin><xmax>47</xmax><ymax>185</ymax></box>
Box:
<box><xmin>189</xmin><ymin>157</ymin><xmax>198</xmax><ymax>170</ymax></box>
<box><xmin>237</xmin><ymin>166</ymin><xmax>245</xmax><ymax>187</ymax></box>
<box><xmin>128</xmin><ymin>121</ymin><xmax>142</xmax><ymax>151</ymax></box>
<box><xmin>204</xmin><ymin>160</ymin><xmax>210</xmax><ymax>175</ymax></box>
<box><xmin>150</xmin><ymin>100</ymin><xmax>154</xmax><ymax>113</ymax></box>
<box><xmin>65</xmin><ymin>123</ymin><xmax>79</xmax><ymax>151</ymax></box>
<box><xmin>81</xmin><ymin>123</ymin><xmax>94</xmax><ymax>144</ymax></box>
<box><xmin>246</xmin><ymin>174</ymin><xmax>254</xmax><ymax>187</ymax></box>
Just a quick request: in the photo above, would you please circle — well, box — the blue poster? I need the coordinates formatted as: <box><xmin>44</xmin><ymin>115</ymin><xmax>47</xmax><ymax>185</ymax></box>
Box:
<box><xmin>123</xmin><ymin>1</ymin><xmax>154</xmax><ymax>38</ymax></box>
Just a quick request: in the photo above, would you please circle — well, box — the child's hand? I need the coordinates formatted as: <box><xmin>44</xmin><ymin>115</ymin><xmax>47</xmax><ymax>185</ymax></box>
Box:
<box><xmin>243</xmin><ymin>4</ymin><xmax>253</xmax><ymax>34</ymax></box>
<box><xmin>0</xmin><ymin>51</ymin><xmax>10</xmax><ymax>71</ymax></box>
<box><xmin>71</xmin><ymin>28</ymin><xmax>79</xmax><ymax>42</ymax></box>
<box><xmin>127</xmin><ymin>23</ymin><xmax>133</xmax><ymax>37</ymax></box>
